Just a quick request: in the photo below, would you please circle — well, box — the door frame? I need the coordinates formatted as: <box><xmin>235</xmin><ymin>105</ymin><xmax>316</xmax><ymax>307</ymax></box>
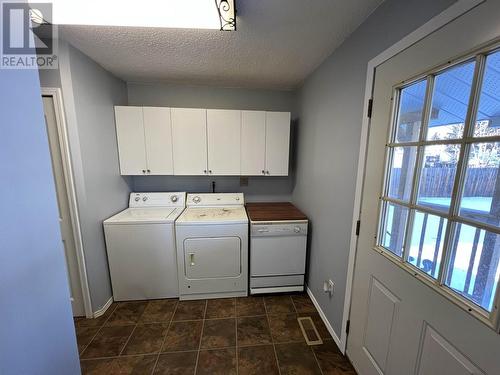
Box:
<box><xmin>41</xmin><ymin>87</ymin><xmax>93</xmax><ymax>318</ymax></box>
<box><xmin>341</xmin><ymin>0</ymin><xmax>485</xmax><ymax>354</ymax></box>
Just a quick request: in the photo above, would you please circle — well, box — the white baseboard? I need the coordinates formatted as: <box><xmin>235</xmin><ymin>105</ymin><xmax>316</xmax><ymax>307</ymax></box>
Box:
<box><xmin>306</xmin><ymin>287</ymin><xmax>344</xmax><ymax>352</ymax></box>
<box><xmin>93</xmin><ymin>296</ymin><xmax>113</xmax><ymax>318</ymax></box>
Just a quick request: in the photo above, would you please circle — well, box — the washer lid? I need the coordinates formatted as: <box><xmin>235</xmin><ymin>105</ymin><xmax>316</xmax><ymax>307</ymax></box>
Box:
<box><xmin>176</xmin><ymin>206</ymin><xmax>248</xmax><ymax>225</ymax></box>
<box><xmin>104</xmin><ymin>207</ymin><xmax>180</xmax><ymax>224</ymax></box>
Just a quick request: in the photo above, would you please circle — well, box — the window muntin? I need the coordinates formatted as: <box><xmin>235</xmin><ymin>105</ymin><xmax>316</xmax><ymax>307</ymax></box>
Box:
<box><xmin>445</xmin><ymin>223</ymin><xmax>500</xmax><ymax>312</ymax></box>
<box><xmin>387</xmin><ymin>146</ymin><xmax>417</xmax><ymax>202</ymax></box>
<box><xmin>380</xmin><ymin>202</ymin><xmax>409</xmax><ymax>257</ymax></box>
<box><xmin>416</xmin><ymin>144</ymin><xmax>461</xmax><ymax>213</ymax></box>
<box><xmin>394</xmin><ymin>80</ymin><xmax>427</xmax><ymax>143</ymax></box>
<box><xmin>459</xmin><ymin>142</ymin><xmax>500</xmax><ymax>227</ymax></box>
<box><xmin>473</xmin><ymin>50</ymin><xmax>500</xmax><ymax>138</ymax></box>
<box><xmin>426</xmin><ymin>60</ymin><xmax>475</xmax><ymax>140</ymax></box>
<box><xmin>378</xmin><ymin>47</ymin><xmax>500</xmax><ymax>322</ymax></box>
<box><xmin>408</xmin><ymin>211</ymin><xmax>447</xmax><ymax>279</ymax></box>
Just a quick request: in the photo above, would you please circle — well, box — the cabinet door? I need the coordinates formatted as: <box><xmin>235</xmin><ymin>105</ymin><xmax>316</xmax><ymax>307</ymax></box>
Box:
<box><xmin>265</xmin><ymin>112</ymin><xmax>291</xmax><ymax>176</ymax></box>
<box><xmin>241</xmin><ymin>111</ymin><xmax>266</xmax><ymax>175</ymax></box>
<box><xmin>207</xmin><ymin>109</ymin><xmax>241</xmax><ymax>175</ymax></box>
<box><xmin>171</xmin><ymin>108</ymin><xmax>208</xmax><ymax>175</ymax></box>
<box><xmin>114</xmin><ymin>106</ymin><xmax>147</xmax><ymax>175</ymax></box>
<box><xmin>143</xmin><ymin>107</ymin><xmax>173</xmax><ymax>175</ymax></box>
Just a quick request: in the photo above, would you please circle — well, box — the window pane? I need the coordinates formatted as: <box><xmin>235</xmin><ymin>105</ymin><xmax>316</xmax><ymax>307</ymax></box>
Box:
<box><xmin>380</xmin><ymin>202</ymin><xmax>409</xmax><ymax>257</ymax></box>
<box><xmin>426</xmin><ymin>61</ymin><xmax>475</xmax><ymax>140</ymax></box>
<box><xmin>408</xmin><ymin>211</ymin><xmax>447</xmax><ymax>279</ymax></box>
<box><xmin>394</xmin><ymin>80</ymin><xmax>427</xmax><ymax>143</ymax></box>
<box><xmin>473</xmin><ymin>50</ymin><xmax>500</xmax><ymax>138</ymax></box>
<box><xmin>417</xmin><ymin>144</ymin><xmax>461</xmax><ymax>213</ymax></box>
<box><xmin>459</xmin><ymin>142</ymin><xmax>500</xmax><ymax>227</ymax></box>
<box><xmin>445</xmin><ymin>223</ymin><xmax>500</xmax><ymax>312</ymax></box>
<box><xmin>387</xmin><ymin>146</ymin><xmax>417</xmax><ymax>201</ymax></box>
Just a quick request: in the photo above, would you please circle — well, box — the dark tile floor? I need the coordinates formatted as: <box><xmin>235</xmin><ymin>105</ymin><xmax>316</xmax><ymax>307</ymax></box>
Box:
<box><xmin>75</xmin><ymin>293</ymin><xmax>357</xmax><ymax>374</ymax></box>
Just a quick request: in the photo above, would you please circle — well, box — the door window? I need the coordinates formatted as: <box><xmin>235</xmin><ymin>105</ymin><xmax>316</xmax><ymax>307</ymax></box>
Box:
<box><xmin>378</xmin><ymin>48</ymin><xmax>500</xmax><ymax>319</ymax></box>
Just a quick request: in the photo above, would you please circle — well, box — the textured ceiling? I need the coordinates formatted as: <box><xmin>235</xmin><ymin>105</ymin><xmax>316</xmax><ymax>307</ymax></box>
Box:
<box><xmin>60</xmin><ymin>0</ymin><xmax>383</xmax><ymax>90</ymax></box>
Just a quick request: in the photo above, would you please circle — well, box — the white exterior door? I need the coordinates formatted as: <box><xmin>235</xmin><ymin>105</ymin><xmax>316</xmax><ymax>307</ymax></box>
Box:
<box><xmin>114</xmin><ymin>106</ymin><xmax>147</xmax><ymax>175</ymax></box>
<box><xmin>241</xmin><ymin>110</ymin><xmax>266</xmax><ymax>175</ymax></box>
<box><xmin>265</xmin><ymin>111</ymin><xmax>290</xmax><ymax>176</ymax></box>
<box><xmin>143</xmin><ymin>107</ymin><xmax>173</xmax><ymax>175</ymax></box>
<box><xmin>171</xmin><ymin>108</ymin><xmax>208</xmax><ymax>175</ymax></box>
<box><xmin>348</xmin><ymin>3</ymin><xmax>500</xmax><ymax>375</ymax></box>
<box><xmin>207</xmin><ymin>109</ymin><xmax>241</xmax><ymax>175</ymax></box>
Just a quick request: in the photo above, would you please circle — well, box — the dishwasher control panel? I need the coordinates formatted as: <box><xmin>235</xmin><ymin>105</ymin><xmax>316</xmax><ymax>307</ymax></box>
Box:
<box><xmin>251</xmin><ymin>221</ymin><xmax>308</xmax><ymax>237</ymax></box>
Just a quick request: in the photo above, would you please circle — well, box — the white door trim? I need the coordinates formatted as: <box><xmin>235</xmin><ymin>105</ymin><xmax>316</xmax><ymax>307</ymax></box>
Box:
<box><xmin>342</xmin><ymin>0</ymin><xmax>485</xmax><ymax>354</ymax></box>
<box><xmin>41</xmin><ymin>87</ymin><xmax>93</xmax><ymax>318</ymax></box>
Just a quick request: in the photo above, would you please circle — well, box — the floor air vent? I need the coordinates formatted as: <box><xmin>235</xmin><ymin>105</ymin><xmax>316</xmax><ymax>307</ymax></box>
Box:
<box><xmin>297</xmin><ymin>316</ymin><xmax>323</xmax><ymax>346</ymax></box>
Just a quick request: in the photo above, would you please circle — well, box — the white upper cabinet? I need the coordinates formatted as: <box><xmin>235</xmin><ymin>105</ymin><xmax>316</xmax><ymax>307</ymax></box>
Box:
<box><xmin>207</xmin><ymin>109</ymin><xmax>241</xmax><ymax>175</ymax></box>
<box><xmin>241</xmin><ymin>111</ymin><xmax>266</xmax><ymax>175</ymax></box>
<box><xmin>114</xmin><ymin>106</ymin><xmax>173</xmax><ymax>175</ymax></box>
<box><xmin>171</xmin><ymin>108</ymin><xmax>208</xmax><ymax>175</ymax></box>
<box><xmin>115</xmin><ymin>106</ymin><xmax>290</xmax><ymax>176</ymax></box>
<box><xmin>114</xmin><ymin>106</ymin><xmax>147</xmax><ymax>175</ymax></box>
<box><xmin>265</xmin><ymin>111</ymin><xmax>291</xmax><ymax>176</ymax></box>
<box><xmin>143</xmin><ymin>107</ymin><xmax>173</xmax><ymax>175</ymax></box>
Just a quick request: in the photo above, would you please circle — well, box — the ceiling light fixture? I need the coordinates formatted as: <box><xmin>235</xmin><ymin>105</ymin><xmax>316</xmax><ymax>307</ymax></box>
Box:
<box><xmin>38</xmin><ymin>0</ymin><xmax>236</xmax><ymax>31</ymax></box>
<box><xmin>215</xmin><ymin>0</ymin><xmax>236</xmax><ymax>31</ymax></box>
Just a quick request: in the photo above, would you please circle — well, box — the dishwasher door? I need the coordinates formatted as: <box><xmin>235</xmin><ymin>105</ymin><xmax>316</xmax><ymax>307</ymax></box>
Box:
<box><xmin>250</xmin><ymin>222</ymin><xmax>308</xmax><ymax>277</ymax></box>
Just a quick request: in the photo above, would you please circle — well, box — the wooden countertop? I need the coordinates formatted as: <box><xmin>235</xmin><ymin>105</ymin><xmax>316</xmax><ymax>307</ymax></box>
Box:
<box><xmin>245</xmin><ymin>202</ymin><xmax>308</xmax><ymax>221</ymax></box>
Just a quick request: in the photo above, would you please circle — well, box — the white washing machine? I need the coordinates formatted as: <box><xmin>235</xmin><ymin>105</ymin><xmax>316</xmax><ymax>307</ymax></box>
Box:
<box><xmin>175</xmin><ymin>193</ymin><xmax>248</xmax><ymax>300</ymax></box>
<box><xmin>103</xmin><ymin>192</ymin><xmax>186</xmax><ymax>301</ymax></box>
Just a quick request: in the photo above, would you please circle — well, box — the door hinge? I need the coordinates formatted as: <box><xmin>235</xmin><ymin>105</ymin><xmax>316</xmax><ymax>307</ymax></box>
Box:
<box><xmin>367</xmin><ymin>99</ymin><xmax>373</xmax><ymax>118</ymax></box>
<box><xmin>355</xmin><ymin>220</ymin><xmax>361</xmax><ymax>236</ymax></box>
<box><xmin>346</xmin><ymin>319</ymin><xmax>350</xmax><ymax>335</ymax></box>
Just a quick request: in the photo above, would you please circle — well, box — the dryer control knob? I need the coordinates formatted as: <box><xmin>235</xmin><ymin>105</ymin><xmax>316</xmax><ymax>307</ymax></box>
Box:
<box><xmin>171</xmin><ymin>195</ymin><xmax>178</xmax><ymax>203</ymax></box>
<box><xmin>294</xmin><ymin>227</ymin><xmax>301</xmax><ymax>233</ymax></box>
<box><xmin>135</xmin><ymin>197</ymin><xmax>140</xmax><ymax>202</ymax></box>
<box><xmin>193</xmin><ymin>196</ymin><xmax>201</xmax><ymax>203</ymax></box>
<box><xmin>142</xmin><ymin>196</ymin><xmax>148</xmax><ymax>202</ymax></box>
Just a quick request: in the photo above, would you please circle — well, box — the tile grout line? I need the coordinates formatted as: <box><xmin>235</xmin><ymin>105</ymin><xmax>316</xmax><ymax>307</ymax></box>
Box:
<box><xmin>193</xmin><ymin>300</ymin><xmax>208</xmax><ymax>375</ymax></box>
<box><xmin>118</xmin><ymin>301</ymin><xmax>151</xmax><ymax>357</ymax></box>
<box><xmin>263</xmin><ymin>296</ymin><xmax>282</xmax><ymax>375</ymax></box>
<box><xmin>78</xmin><ymin>302</ymin><xmax>119</xmax><ymax>358</ymax></box>
<box><xmin>310</xmin><ymin>346</ymin><xmax>325</xmax><ymax>375</ymax></box>
<box><xmin>151</xmin><ymin>300</ymin><xmax>179</xmax><ymax>375</ymax></box>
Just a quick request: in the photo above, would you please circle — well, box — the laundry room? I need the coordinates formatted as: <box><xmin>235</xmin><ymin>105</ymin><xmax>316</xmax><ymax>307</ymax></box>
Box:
<box><xmin>3</xmin><ymin>1</ymin><xmax>500</xmax><ymax>374</ymax></box>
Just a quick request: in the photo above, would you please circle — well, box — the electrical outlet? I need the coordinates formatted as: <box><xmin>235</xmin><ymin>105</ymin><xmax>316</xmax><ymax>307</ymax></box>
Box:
<box><xmin>323</xmin><ymin>279</ymin><xmax>334</xmax><ymax>296</ymax></box>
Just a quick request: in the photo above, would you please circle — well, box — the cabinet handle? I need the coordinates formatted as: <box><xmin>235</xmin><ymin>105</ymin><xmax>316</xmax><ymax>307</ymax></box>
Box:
<box><xmin>142</xmin><ymin>169</ymin><xmax>146</xmax><ymax>174</ymax></box>
<box><xmin>209</xmin><ymin>170</ymin><xmax>212</xmax><ymax>174</ymax></box>
<box><xmin>262</xmin><ymin>170</ymin><xmax>265</xmax><ymax>175</ymax></box>
<box><xmin>147</xmin><ymin>169</ymin><xmax>151</xmax><ymax>173</ymax></box>
<box><xmin>266</xmin><ymin>170</ymin><xmax>270</xmax><ymax>175</ymax></box>
<box><xmin>204</xmin><ymin>170</ymin><xmax>207</xmax><ymax>174</ymax></box>
<box><xmin>189</xmin><ymin>253</ymin><xmax>195</xmax><ymax>266</ymax></box>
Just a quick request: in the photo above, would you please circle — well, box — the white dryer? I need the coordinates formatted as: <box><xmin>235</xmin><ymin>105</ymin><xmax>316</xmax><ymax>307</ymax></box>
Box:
<box><xmin>103</xmin><ymin>192</ymin><xmax>186</xmax><ymax>301</ymax></box>
<box><xmin>175</xmin><ymin>193</ymin><xmax>248</xmax><ymax>300</ymax></box>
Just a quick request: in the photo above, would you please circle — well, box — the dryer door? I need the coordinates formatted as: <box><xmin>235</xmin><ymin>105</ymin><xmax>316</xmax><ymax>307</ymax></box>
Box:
<box><xmin>184</xmin><ymin>237</ymin><xmax>241</xmax><ymax>279</ymax></box>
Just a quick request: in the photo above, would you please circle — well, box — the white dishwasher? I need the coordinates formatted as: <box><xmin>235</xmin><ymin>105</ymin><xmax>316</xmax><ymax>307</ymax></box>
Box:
<box><xmin>247</xmin><ymin>202</ymin><xmax>308</xmax><ymax>294</ymax></box>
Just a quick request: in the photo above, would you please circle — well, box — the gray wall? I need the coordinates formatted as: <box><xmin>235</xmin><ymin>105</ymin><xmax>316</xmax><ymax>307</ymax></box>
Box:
<box><xmin>0</xmin><ymin>67</ymin><xmax>80</xmax><ymax>373</ymax></box>
<box><xmin>65</xmin><ymin>44</ymin><xmax>131</xmax><ymax>310</ymax></box>
<box><xmin>39</xmin><ymin>41</ymin><xmax>131</xmax><ymax>311</ymax></box>
<box><xmin>293</xmin><ymin>0</ymin><xmax>456</xmax><ymax>336</ymax></box>
<box><xmin>128</xmin><ymin>82</ymin><xmax>297</xmax><ymax>201</ymax></box>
